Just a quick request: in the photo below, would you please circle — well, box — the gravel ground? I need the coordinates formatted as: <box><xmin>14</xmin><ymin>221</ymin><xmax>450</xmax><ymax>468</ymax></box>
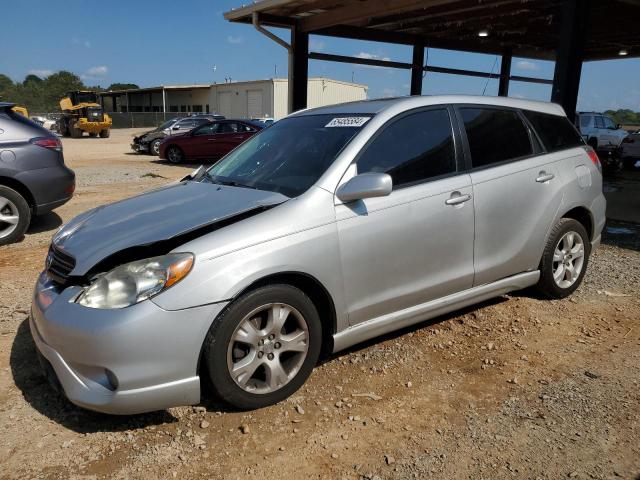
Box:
<box><xmin>0</xmin><ymin>129</ymin><xmax>638</xmax><ymax>479</ymax></box>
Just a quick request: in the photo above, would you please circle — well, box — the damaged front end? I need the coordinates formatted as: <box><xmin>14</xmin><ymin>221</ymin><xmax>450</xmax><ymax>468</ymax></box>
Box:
<box><xmin>45</xmin><ymin>180</ymin><xmax>289</xmax><ymax>297</ymax></box>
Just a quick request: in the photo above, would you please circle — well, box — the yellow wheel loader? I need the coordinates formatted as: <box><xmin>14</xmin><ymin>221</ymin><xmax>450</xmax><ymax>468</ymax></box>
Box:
<box><xmin>58</xmin><ymin>91</ymin><xmax>111</xmax><ymax>138</ymax></box>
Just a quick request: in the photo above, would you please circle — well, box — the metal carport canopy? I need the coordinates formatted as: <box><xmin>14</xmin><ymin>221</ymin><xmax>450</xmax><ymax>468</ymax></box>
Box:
<box><xmin>224</xmin><ymin>0</ymin><xmax>640</xmax><ymax>117</ymax></box>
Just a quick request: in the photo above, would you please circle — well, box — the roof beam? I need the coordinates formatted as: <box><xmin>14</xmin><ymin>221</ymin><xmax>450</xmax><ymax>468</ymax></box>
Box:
<box><xmin>299</xmin><ymin>0</ymin><xmax>458</xmax><ymax>32</ymax></box>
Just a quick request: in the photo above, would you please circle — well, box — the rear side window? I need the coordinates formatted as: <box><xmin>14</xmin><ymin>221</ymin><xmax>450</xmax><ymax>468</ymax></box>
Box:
<box><xmin>357</xmin><ymin>108</ymin><xmax>456</xmax><ymax>187</ymax></box>
<box><xmin>460</xmin><ymin>108</ymin><xmax>532</xmax><ymax>168</ymax></box>
<box><xmin>523</xmin><ymin>110</ymin><xmax>584</xmax><ymax>152</ymax></box>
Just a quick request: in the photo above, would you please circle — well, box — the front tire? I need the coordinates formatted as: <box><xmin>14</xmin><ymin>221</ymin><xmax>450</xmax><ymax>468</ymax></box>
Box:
<box><xmin>203</xmin><ymin>284</ymin><xmax>322</xmax><ymax>410</ymax></box>
<box><xmin>0</xmin><ymin>186</ymin><xmax>31</xmax><ymax>246</ymax></box>
<box><xmin>151</xmin><ymin>138</ymin><xmax>162</xmax><ymax>156</ymax></box>
<box><xmin>166</xmin><ymin>145</ymin><xmax>184</xmax><ymax>164</ymax></box>
<box><xmin>536</xmin><ymin>218</ymin><xmax>590</xmax><ymax>299</ymax></box>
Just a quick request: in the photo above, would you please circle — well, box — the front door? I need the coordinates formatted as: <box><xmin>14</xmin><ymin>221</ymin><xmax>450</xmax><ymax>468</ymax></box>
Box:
<box><xmin>187</xmin><ymin>123</ymin><xmax>220</xmax><ymax>158</ymax></box>
<box><xmin>336</xmin><ymin>107</ymin><xmax>475</xmax><ymax>325</ymax></box>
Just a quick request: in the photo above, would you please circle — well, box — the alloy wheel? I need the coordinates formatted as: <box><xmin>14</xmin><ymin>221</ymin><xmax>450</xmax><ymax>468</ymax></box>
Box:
<box><xmin>552</xmin><ymin>230</ymin><xmax>585</xmax><ymax>289</ymax></box>
<box><xmin>0</xmin><ymin>196</ymin><xmax>20</xmax><ymax>240</ymax></box>
<box><xmin>227</xmin><ymin>303</ymin><xmax>309</xmax><ymax>394</ymax></box>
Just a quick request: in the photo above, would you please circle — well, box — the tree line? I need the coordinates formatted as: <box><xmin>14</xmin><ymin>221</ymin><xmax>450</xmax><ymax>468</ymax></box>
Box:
<box><xmin>0</xmin><ymin>71</ymin><xmax>138</xmax><ymax>113</ymax></box>
<box><xmin>604</xmin><ymin>109</ymin><xmax>640</xmax><ymax>126</ymax></box>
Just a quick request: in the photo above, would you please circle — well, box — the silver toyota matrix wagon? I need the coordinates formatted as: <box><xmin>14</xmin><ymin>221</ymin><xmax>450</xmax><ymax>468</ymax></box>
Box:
<box><xmin>31</xmin><ymin>95</ymin><xmax>606</xmax><ymax>414</ymax></box>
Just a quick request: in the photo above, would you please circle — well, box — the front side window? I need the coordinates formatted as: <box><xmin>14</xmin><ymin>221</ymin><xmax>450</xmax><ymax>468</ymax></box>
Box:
<box><xmin>460</xmin><ymin>108</ymin><xmax>532</xmax><ymax>168</ymax></box>
<box><xmin>524</xmin><ymin>110</ymin><xmax>584</xmax><ymax>152</ymax></box>
<box><xmin>594</xmin><ymin>116</ymin><xmax>605</xmax><ymax>129</ymax></box>
<box><xmin>204</xmin><ymin>114</ymin><xmax>369</xmax><ymax>197</ymax></box>
<box><xmin>356</xmin><ymin>109</ymin><xmax>456</xmax><ymax>187</ymax></box>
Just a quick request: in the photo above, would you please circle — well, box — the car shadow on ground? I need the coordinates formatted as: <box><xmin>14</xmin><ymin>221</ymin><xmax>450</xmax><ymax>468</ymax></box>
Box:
<box><xmin>12</xmin><ymin>296</ymin><xmax>511</xmax><ymax>429</ymax></box>
<box><xmin>10</xmin><ymin>319</ymin><xmax>178</xmax><ymax>433</ymax></box>
<box><xmin>27</xmin><ymin>212</ymin><xmax>63</xmax><ymax>235</ymax></box>
<box><xmin>601</xmin><ymin>218</ymin><xmax>640</xmax><ymax>252</ymax></box>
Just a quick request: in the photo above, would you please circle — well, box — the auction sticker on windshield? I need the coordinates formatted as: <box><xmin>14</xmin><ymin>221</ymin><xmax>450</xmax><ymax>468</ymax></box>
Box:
<box><xmin>325</xmin><ymin>117</ymin><xmax>370</xmax><ymax>128</ymax></box>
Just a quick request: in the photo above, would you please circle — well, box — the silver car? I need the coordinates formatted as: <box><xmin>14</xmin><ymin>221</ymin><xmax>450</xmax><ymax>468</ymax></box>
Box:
<box><xmin>30</xmin><ymin>95</ymin><xmax>606</xmax><ymax>414</ymax></box>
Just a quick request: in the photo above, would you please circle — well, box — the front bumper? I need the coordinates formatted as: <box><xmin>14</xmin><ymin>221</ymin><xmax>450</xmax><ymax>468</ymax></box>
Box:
<box><xmin>30</xmin><ymin>272</ymin><xmax>227</xmax><ymax>414</ymax></box>
<box><xmin>131</xmin><ymin>142</ymin><xmax>149</xmax><ymax>153</ymax></box>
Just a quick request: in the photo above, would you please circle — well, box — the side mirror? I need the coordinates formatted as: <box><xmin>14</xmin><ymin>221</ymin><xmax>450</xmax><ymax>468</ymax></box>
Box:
<box><xmin>172</xmin><ymin>125</ymin><xmax>180</xmax><ymax>130</ymax></box>
<box><xmin>616</xmin><ymin>123</ymin><xmax>622</xmax><ymax>130</ymax></box>
<box><xmin>336</xmin><ymin>172</ymin><xmax>392</xmax><ymax>202</ymax></box>
<box><xmin>181</xmin><ymin>165</ymin><xmax>205</xmax><ymax>182</ymax></box>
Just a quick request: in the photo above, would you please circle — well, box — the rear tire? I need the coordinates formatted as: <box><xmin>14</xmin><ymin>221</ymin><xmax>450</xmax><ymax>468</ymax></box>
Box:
<box><xmin>203</xmin><ymin>284</ymin><xmax>322</xmax><ymax>410</ymax></box>
<box><xmin>166</xmin><ymin>146</ymin><xmax>184</xmax><ymax>164</ymax></box>
<box><xmin>0</xmin><ymin>186</ymin><xmax>31</xmax><ymax>246</ymax></box>
<box><xmin>536</xmin><ymin>218</ymin><xmax>590</xmax><ymax>299</ymax></box>
<box><xmin>99</xmin><ymin>129</ymin><xmax>110</xmax><ymax>138</ymax></box>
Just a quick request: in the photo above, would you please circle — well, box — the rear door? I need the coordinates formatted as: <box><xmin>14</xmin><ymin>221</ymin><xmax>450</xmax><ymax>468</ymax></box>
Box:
<box><xmin>336</xmin><ymin>107</ymin><xmax>475</xmax><ymax>325</ymax></box>
<box><xmin>457</xmin><ymin>106</ymin><xmax>565</xmax><ymax>286</ymax></box>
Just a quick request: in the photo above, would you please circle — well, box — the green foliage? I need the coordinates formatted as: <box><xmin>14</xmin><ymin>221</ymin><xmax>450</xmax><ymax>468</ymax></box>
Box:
<box><xmin>0</xmin><ymin>71</ymin><xmax>109</xmax><ymax>112</ymax></box>
<box><xmin>604</xmin><ymin>109</ymin><xmax>640</xmax><ymax>125</ymax></box>
<box><xmin>106</xmin><ymin>83</ymin><xmax>139</xmax><ymax>91</ymax></box>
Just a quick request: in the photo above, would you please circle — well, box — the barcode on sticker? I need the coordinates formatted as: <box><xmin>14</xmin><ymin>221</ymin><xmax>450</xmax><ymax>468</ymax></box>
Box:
<box><xmin>325</xmin><ymin>117</ymin><xmax>370</xmax><ymax>128</ymax></box>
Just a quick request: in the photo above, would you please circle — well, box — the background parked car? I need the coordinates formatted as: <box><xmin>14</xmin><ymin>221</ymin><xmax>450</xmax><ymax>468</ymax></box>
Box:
<box><xmin>575</xmin><ymin>112</ymin><xmax>629</xmax><ymax>172</ymax></box>
<box><xmin>131</xmin><ymin>114</ymin><xmax>225</xmax><ymax>155</ymax></box>
<box><xmin>621</xmin><ymin>130</ymin><xmax>640</xmax><ymax>168</ymax></box>
<box><xmin>0</xmin><ymin>103</ymin><xmax>75</xmax><ymax>245</ymax></box>
<box><xmin>159</xmin><ymin>119</ymin><xmax>263</xmax><ymax>163</ymax></box>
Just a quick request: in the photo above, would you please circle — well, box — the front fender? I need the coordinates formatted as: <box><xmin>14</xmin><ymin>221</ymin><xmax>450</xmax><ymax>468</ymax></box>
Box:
<box><xmin>151</xmin><ymin>222</ymin><xmax>349</xmax><ymax>331</ymax></box>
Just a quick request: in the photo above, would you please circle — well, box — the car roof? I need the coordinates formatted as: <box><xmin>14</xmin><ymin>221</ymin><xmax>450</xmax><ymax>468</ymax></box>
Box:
<box><xmin>292</xmin><ymin>95</ymin><xmax>567</xmax><ymax>118</ymax></box>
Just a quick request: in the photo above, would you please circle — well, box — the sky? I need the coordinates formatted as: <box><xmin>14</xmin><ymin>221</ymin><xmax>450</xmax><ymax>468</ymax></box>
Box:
<box><xmin>1</xmin><ymin>0</ymin><xmax>639</xmax><ymax>112</ymax></box>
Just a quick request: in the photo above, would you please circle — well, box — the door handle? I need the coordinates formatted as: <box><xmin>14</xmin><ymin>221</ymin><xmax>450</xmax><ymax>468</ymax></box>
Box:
<box><xmin>536</xmin><ymin>172</ymin><xmax>555</xmax><ymax>183</ymax></box>
<box><xmin>445</xmin><ymin>192</ymin><xmax>472</xmax><ymax>206</ymax></box>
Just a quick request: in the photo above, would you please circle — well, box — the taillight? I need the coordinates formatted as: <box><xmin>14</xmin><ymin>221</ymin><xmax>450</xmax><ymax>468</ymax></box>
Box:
<box><xmin>31</xmin><ymin>137</ymin><xmax>62</xmax><ymax>151</ymax></box>
<box><xmin>584</xmin><ymin>146</ymin><xmax>601</xmax><ymax>172</ymax></box>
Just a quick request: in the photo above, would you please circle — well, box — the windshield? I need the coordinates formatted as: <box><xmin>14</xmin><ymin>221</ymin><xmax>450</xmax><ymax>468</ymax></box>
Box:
<box><xmin>157</xmin><ymin>119</ymin><xmax>177</xmax><ymax>131</ymax></box>
<box><xmin>203</xmin><ymin>114</ymin><xmax>370</xmax><ymax>197</ymax></box>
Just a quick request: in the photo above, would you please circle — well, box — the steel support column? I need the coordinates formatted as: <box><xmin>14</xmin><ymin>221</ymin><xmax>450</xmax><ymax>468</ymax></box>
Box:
<box><xmin>551</xmin><ymin>0</ymin><xmax>589</xmax><ymax>119</ymax></box>
<box><xmin>410</xmin><ymin>44</ymin><xmax>424</xmax><ymax>95</ymax></box>
<box><xmin>291</xmin><ymin>26</ymin><xmax>309</xmax><ymax>112</ymax></box>
<box><xmin>498</xmin><ymin>49</ymin><xmax>512</xmax><ymax>96</ymax></box>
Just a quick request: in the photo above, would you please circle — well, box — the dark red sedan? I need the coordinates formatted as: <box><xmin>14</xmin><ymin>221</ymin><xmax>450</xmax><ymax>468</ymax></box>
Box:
<box><xmin>159</xmin><ymin>119</ymin><xmax>264</xmax><ymax>164</ymax></box>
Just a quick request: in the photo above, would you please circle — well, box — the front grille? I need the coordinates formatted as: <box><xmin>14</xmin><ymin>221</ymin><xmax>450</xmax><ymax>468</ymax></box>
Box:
<box><xmin>46</xmin><ymin>246</ymin><xmax>76</xmax><ymax>284</ymax></box>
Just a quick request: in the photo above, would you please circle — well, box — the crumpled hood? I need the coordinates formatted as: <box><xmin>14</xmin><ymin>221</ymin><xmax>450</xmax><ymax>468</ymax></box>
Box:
<box><xmin>53</xmin><ymin>181</ymin><xmax>288</xmax><ymax>275</ymax></box>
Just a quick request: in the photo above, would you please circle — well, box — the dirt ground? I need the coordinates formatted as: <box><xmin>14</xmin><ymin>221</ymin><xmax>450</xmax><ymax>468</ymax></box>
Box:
<box><xmin>0</xmin><ymin>129</ymin><xmax>638</xmax><ymax>480</ymax></box>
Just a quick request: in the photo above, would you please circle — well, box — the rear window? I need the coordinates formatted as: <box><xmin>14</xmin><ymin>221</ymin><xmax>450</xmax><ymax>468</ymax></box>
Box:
<box><xmin>524</xmin><ymin>110</ymin><xmax>584</xmax><ymax>152</ymax></box>
<box><xmin>460</xmin><ymin>108</ymin><xmax>533</xmax><ymax>168</ymax></box>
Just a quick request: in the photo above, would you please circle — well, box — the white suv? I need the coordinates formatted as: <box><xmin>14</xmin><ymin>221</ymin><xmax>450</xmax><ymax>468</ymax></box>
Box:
<box><xmin>576</xmin><ymin>112</ymin><xmax>628</xmax><ymax>151</ymax></box>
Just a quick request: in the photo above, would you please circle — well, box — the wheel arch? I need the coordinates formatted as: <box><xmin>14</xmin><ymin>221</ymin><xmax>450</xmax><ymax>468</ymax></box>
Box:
<box><xmin>0</xmin><ymin>176</ymin><xmax>35</xmax><ymax>209</ymax></box>
<box><xmin>231</xmin><ymin>271</ymin><xmax>337</xmax><ymax>357</ymax></box>
<box><xmin>561</xmin><ymin>206</ymin><xmax>594</xmax><ymax>241</ymax></box>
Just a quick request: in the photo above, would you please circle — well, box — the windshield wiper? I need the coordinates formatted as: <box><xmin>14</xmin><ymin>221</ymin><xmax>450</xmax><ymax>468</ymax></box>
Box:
<box><xmin>207</xmin><ymin>175</ymin><xmax>258</xmax><ymax>190</ymax></box>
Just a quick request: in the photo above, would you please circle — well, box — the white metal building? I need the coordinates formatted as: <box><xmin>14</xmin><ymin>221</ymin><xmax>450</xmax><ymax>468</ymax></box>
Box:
<box><xmin>100</xmin><ymin>78</ymin><xmax>367</xmax><ymax>119</ymax></box>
